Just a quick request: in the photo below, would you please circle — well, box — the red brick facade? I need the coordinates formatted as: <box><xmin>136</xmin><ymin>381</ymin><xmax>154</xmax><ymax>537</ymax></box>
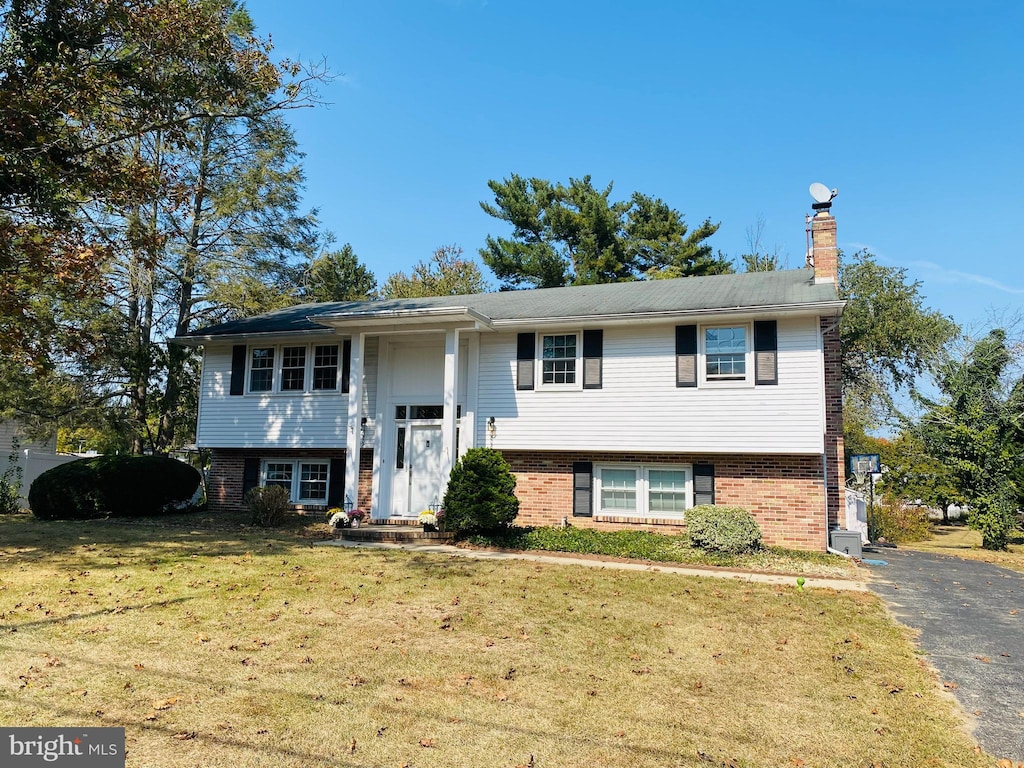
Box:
<box><xmin>822</xmin><ymin>317</ymin><xmax>845</xmax><ymax>530</ymax></box>
<box><xmin>810</xmin><ymin>212</ymin><xmax>838</xmax><ymax>283</ymax></box>
<box><xmin>206</xmin><ymin>448</ymin><xmax>373</xmax><ymax>513</ymax></box>
<box><xmin>501</xmin><ymin>450</ymin><xmax>829</xmax><ymax>550</ymax></box>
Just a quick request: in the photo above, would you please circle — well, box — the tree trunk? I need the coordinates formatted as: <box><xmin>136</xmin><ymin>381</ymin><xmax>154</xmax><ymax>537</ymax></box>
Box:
<box><xmin>157</xmin><ymin>118</ymin><xmax>213</xmax><ymax>452</ymax></box>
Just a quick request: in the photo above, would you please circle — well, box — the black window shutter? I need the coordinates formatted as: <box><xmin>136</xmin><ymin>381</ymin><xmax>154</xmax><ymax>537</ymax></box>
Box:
<box><xmin>675</xmin><ymin>325</ymin><xmax>698</xmax><ymax>387</ymax></box>
<box><xmin>754</xmin><ymin>320</ymin><xmax>778</xmax><ymax>385</ymax></box>
<box><xmin>572</xmin><ymin>461</ymin><xmax>593</xmax><ymax>517</ymax></box>
<box><xmin>341</xmin><ymin>339</ymin><xmax>352</xmax><ymax>394</ymax></box>
<box><xmin>242</xmin><ymin>457</ymin><xmax>260</xmax><ymax>500</ymax></box>
<box><xmin>693</xmin><ymin>463</ymin><xmax>715</xmax><ymax>506</ymax></box>
<box><xmin>230</xmin><ymin>345</ymin><xmax>247</xmax><ymax>396</ymax></box>
<box><xmin>582</xmin><ymin>329</ymin><xmax>603</xmax><ymax>389</ymax></box>
<box><xmin>516</xmin><ymin>333</ymin><xmax>535</xmax><ymax>391</ymax></box>
<box><xmin>328</xmin><ymin>457</ymin><xmax>346</xmax><ymax>507</ymax></box>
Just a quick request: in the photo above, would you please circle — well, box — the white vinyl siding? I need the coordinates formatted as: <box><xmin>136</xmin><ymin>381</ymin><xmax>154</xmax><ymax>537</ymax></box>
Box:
<box><xmin>196</xmin><ymin>336</ymin><xmax>379</xmax><ymax>449</ymax></box>
<box><xmin>477</xmin><ymin>317</ymin><xmax>826</xmax><ymax>454</ymax></box>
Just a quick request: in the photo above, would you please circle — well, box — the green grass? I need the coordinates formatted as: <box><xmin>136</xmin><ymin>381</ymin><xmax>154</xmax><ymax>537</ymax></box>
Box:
<box><xmin>0</xmin><ymin>512</ymin><xmax>991</xmax><ymax>767</ymax></box>
<box><xmin>467</xmin><ymin>526</ymin><xmax>857</xmax><ymax>578</ymax></box>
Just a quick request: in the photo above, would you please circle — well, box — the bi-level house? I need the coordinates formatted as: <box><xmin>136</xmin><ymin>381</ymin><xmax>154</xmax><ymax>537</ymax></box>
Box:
<box><xmin>176</xmin><ymin>210</ymin><xmax>845</xmax><ymax>550</ymax></box>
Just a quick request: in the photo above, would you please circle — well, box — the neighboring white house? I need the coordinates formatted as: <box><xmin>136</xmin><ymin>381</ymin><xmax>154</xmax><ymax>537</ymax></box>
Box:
<box><xmin>176</xmin><ymin>211</ymin><xmax>846</xmax><ymax>550</ymax></box>
<box><xmin>0</xmin><ymin>420</ymin><xmax>80</xmax><ymax>505</ymax></box>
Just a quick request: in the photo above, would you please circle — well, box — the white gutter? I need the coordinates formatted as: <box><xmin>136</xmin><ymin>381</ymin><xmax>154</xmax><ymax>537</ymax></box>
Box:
<box><xmin>487</xmin><ymin>300</ymin><xmax>846</xmax><ymax>328</ymax></box>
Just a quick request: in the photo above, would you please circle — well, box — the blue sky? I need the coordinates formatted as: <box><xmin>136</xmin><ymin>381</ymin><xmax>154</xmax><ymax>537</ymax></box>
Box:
<box><xmin>244</xmin><ymin>0</ymin><xmax>1022</xmax><ymax>334</ymax></box>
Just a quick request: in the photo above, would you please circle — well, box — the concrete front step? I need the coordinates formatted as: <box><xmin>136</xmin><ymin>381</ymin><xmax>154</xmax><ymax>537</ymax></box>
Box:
<box><xmin>337</xmin><ymin>523</ymin><xmax>454</xmax><ymax>543</ymax></box>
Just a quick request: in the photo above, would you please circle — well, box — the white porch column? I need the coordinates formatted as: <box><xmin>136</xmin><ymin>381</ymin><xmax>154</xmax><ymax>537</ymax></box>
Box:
<box><xmin>344</xmin><ymin>331</ymin><xmax>364</xmax><ymax>511</ymax></box>
<box><xmin>440</xmin><ymin>328</ymin><xmax>460</xmax><ymax>485</ymax></box>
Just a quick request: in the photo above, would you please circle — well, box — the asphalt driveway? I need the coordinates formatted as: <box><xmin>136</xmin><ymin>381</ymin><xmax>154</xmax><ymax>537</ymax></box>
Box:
<box><xmin>866</xmin><ymin>548</ymin><xmax>1024</xmax><ymax>761</ymax></box>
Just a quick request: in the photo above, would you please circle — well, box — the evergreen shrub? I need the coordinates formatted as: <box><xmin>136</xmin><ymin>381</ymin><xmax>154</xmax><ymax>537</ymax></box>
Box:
<box><xmin>29</xmin><ymin>455</ymin><xmax>202</xmax><ymax>520</ymax></box>
<box><xmin>442</xmin><ymin>448</ymin><xmax>519</xmax><ymax>536</ymax></box>
<box><xmin>686</xmin><ymin>504</ymin><xmax>763</xmax><ymax>554</ymax></box>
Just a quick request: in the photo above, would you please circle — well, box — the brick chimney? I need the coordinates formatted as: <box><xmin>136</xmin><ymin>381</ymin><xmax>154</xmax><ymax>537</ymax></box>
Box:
<box><xmin>808</xmin><ymin>211</ymin><xmax>838</xmax><ymax>284</ymax></box>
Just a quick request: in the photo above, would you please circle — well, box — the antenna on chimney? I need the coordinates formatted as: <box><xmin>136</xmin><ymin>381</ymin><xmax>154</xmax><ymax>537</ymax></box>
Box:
<box><xmin>809</xmin><ymin>182</ymin><xmax>838</xmax><ymax>212</ymax></box>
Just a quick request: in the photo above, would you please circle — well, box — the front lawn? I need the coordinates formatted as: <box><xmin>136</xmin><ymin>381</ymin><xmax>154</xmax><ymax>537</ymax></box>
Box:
<box><xmin>0</xmin><ymin>514</ymin><xmax>987</xmax><ymax>767</ymax></box>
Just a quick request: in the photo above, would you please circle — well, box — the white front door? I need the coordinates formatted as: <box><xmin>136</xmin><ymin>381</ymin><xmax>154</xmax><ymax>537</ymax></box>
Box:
<box><xmin>408</xmin><ymin>425</ymin><xmax>444</xmax><ymax>516</ymax></box>
<box><xmin>390</xmin><ymin>424</ymin><xmax>444</xmax><ymax>518</ymax></box>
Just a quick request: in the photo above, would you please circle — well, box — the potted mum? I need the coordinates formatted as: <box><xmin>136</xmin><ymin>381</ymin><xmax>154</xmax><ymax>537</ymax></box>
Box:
<box><xmin>326</xmin><ymin>507</ymin><xmax>348</xmax><ymax>528</ymax></box>
<box><xmin>348</xmin><ymin>508</ymin><xmax>366</xmax><ymax>528</ymax></box>
<box><xmin>418</xmin><ymin>510</ymin><xmax>440</xmax><ymax>532</ymax></box>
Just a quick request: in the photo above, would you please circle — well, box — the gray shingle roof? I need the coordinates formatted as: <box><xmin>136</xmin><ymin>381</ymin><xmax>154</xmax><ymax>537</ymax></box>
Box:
<box><xmin>180</xmin><ymin>268</ymin><xmax>841</xmax><ymax>340</ymax></box>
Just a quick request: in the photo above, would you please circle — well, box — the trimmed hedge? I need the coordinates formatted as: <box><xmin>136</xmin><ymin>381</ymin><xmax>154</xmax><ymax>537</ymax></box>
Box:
<box><xmin>442</xmin><ymin>447</ymin><xmax>519</xmax><ymax>536</ymax></box>
<box><xmin>685</xmin><ymin>504</ymin><xmax>763</xmax><ymax>554</ymax></box>
<box><xmin>29</xmin><ymin>455</ymin><xmax>202</xmax><ymax>520</ymax></box>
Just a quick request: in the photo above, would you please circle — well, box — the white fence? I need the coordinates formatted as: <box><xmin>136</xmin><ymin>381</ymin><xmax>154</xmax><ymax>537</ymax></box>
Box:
<box><xmin>1</xmin><ymin>449</ymin><xmax>86</xmax><ymax>505</ymax></box>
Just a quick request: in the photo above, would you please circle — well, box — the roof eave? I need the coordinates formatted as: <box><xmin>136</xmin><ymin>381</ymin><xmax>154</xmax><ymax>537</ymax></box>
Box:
<box><xmin>488</xmin><ymin>300</ymin><xmax>847</xmax><ymax>328</ymax></box>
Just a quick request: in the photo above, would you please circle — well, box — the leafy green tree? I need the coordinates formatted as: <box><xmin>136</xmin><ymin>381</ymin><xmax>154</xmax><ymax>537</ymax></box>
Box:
<box><xmin>479</xmin><ymin>174</ymin><xmax>726</xmax><ymax>289</ymax></box>
<box><xmin>839</xmin><ymin>250</ymin><xmax>959</xmax><ymax>426</ymax></box>
<box><xmin>303</xmin><ymin>244</ymin><xmax>378</xmax><ymax>302</ymax></box>
<box><xmin>1</xmin><ymin>2</ymin><xmax>328</xmax><ymax>453</ymax></box>
<box><xmin>0</xmin><ymin>0</ymin><xmax>290</xmax><ymax>366</ymax></box>
<box><xmin>917</xmin><ymin>329</ymin><xmax>1022</xmax><ymax>549</ymax></box>
<box><xmin>878</xmin><ymin>432</ymin><xmax>963</xmax><ymax>523</ymax></box>
<box><xmin>382</xmin><ymin>245</ymin><xmax>489</xmax><ymax>299</ymax></box>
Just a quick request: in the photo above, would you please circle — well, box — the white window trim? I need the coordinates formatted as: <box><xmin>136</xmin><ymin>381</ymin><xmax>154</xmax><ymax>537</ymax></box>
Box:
<box><xmin>536</xmin><ymin>330</ymin><xmax>583</xmax><ymax>391</ymax></box>
<box><xmin>699</xmin><ymin>322</ymin><xmax>754</xmax><ymax>388</ymax></box>
<box><xmin>246</xmin><ymin>342</ymin><xmax>341</xmax><ymax>395</ymax></box>
<box><xmin>260</xmin><ymin>458</ymin><xmax>331</xmax><ymax>504</ymax></box>
<box><xmin>593</xmin><ymin>463</ymin><xmax>693</xmax><ymax>518</ymax></box>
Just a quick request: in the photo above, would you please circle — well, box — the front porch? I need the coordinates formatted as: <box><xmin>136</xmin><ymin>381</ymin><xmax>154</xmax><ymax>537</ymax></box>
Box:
<box><xmin>335</xmin><ymin>520</ymin><xmax>455</xmax><ymax>544</ymax></box>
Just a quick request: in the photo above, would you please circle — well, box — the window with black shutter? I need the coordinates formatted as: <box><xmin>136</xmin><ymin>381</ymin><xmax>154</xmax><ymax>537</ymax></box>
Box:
<box><xmin>582</xmin><ymin>329</ymin><xmax>603</xmax><ymax>389</ymax></box>
<box><xmin>516</xmin><ymin>333</ymin><xmax>535</xmax><ymax>390</ymax></box>
<box><xmin>693</xmin><ymin>464</ymin><xmax>715</xmax><ymax>506</ymax></box>
<box><xmin>341</xmin><ymin>339</ymin><xmax>352</xmax><ymax>394</ymax></box>
<box><xmin>230</xmin><ymin>345</ymin><xmax>247</xmax><ymax>396</ymax></box>
<box><xmin>753</xmin><ymin>320</ymin><xmax>778</xmax><ymax>385</ymax></box>
<box><xmin>572</xmin><ymin>461</ymin><xmax>593</xmax><ymax>517</ymax></box>
<box><xmin>675</xmin><ymin>325</ymin><xmax>697</xmax><ymax>387</ymax></box>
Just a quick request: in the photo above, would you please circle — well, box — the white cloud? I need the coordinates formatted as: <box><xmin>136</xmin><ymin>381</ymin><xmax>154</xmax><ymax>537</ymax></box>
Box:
<box><xmin>905</xmin><ymin>260</ymin><xmax>1024</xmax><ymax>296</ymax></box>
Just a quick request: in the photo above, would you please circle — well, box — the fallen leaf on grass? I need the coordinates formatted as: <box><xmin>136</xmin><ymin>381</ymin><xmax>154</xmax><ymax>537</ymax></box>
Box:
<box><xmin>419</xmin><ymin>738</ymin><xmax>435</xmax><ymax>748</ymax></box>
<box><xmin>172</xmin><ymin>732</ymin><xmax>196</xmax><ymax>741</ymax></box>
<box><xmin>943</xmin><ymin>681</ymin><xmax>959</xmax><ymax>690</ymax></box>
<box><xmin>152</xmin><ymin>697</ymin><xmax>179</xmax><ymax>710</ymax></box>
<box><xmin>349</xmin><ymin>738</ymin><xmax>356</xmax><ymax>754</ymax></box>
<box><xmin>974</xmin><ymin>655</ymin><xmax>991</xmax><ymax>663</ymax></box>
<box><xmin>514</xmin><ymin>756</ymin><xmax>535</xmax><ymax>768</ymax></box>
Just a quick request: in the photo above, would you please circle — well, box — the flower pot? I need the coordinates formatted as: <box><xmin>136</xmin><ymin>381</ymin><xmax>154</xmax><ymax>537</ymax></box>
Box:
<box><xmin>423</xmin><ymin>523</ymin><xmax>437</xmax><ymax>533</ymax></box>
<box><xmin>351</xmin><ymin>518</ymin><xmax>360</xmax><ymax>529</ymax></box>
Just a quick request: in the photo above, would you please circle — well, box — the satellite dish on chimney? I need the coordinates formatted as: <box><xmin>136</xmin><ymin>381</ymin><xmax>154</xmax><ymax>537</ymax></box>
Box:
<box><xmin>809</xmin><ymin>182</ymin><xmax>838</xmax><ymax>212</ymax></box>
